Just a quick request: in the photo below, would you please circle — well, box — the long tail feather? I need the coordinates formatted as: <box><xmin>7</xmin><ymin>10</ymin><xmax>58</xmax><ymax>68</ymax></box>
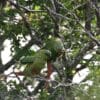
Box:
<box><xmin>47</xmin><ymin>61</ymin><xmax>53</xmax><ymax>79</ymax></box>
<box><xmin>45</xmin><ymin>61</ymin><xmax>53</xmax><ymax>89</ymax></box>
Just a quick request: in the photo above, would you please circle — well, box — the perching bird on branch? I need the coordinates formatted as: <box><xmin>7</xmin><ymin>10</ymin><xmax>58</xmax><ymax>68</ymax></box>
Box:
<box><xmin>44</xmin><ymin>37</ymin><xmax>65</xmax><ymax>79</ymax></box>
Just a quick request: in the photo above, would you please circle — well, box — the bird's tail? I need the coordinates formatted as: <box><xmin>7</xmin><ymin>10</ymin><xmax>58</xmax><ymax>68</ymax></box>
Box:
<box><xmin>45</xmin><ymin>61</ymin><xmax>53</xmax><ymax>89</ymax></box>
<box><xmin>47</xmin><ymin>61</ymin><xmax>53</xmax><ymax>79</ymax></box>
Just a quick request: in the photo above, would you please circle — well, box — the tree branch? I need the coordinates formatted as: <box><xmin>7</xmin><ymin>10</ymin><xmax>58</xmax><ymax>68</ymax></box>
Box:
<box><xmin>91</xmin><ymin>0</ymin><xmax>100</xmax><ymax>35</ymax></box>
<box><xmin>70</xmin><ymin>41</ymin><xmax>95</xmax><ymax>68</ymax></box>
<box><xmin>0</xmin><ymin>0</ymin><xmax>45</xmax><ymax>74</ymax></box>
<box><xmin>75</xmin><ymin>56</ymin><xmax>94</xmax><ymax>72</ymax></box>
<box><xmin>8</xmin><ymin>0</ymin><xmax>46</xmax><ymax>13</ymax></box>
<box><xmin>0</xmin><ymin>36</ymin><xmax>42</xmax><ymax>74</ymax></box>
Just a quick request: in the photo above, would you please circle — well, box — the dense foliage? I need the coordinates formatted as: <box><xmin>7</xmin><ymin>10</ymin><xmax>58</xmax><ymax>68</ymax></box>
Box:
<box><xmin>0</xmin><ymin>0</ymin><xmax>100</xmax><ymax>100</ymax></box>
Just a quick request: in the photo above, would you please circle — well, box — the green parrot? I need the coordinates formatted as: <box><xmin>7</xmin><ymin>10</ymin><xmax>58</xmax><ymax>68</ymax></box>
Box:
<box><xmin>15</xmin><ymin>49</ymin><xmax>51</xmax><ymax>76</ymax></box>
<box><xmin>44</xmin><ymin>37</ymin><xmax>65</xmax><ymax>61</ymax></box>
<box><xmin>43</xmin><ymin>37</ymin><xmax>65</xmax><ymax>80</ymax></box>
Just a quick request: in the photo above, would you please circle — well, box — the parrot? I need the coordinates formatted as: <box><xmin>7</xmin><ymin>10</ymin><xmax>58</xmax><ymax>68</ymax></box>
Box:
<box><xmin>44</xmin><ymin>37</ymin><xmax>65</xmax><ymax>61</ymax></box>
<box><xmin>44</xmin><ymin>37</ymin><xmax>65</xmax><ymax>80</ymax></box>
<box><xmin>15</xmin><ymin>49</ymin><xmax>52</xmax><ymax>77</ymax></box>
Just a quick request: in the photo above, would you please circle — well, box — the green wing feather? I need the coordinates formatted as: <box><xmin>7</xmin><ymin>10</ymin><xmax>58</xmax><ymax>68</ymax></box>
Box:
<box><xmin>20</xmin><ymin>49</ymin><xmax>51</xmax><ymax>76</ymax></box>
<box><xmin>20</xmin><ymin>56</ymin><xmax>35</xmax><ymax>64</ymax></box>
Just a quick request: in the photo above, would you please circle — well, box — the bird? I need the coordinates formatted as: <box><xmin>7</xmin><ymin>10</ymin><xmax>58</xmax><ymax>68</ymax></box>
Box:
<box><xmin>44</xmin><ymin>37</ymin><xmax>65</xmax><ymax>61</ymax></box>
<box><xmin>15</xmin><ymin>49</ymin><xmax>52</xmax><ymax>77</ymax></box>
<box><xmin>44</xmin><ymin>37</ymin><xmax>65</xmax><ymax>79</ymax></box>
